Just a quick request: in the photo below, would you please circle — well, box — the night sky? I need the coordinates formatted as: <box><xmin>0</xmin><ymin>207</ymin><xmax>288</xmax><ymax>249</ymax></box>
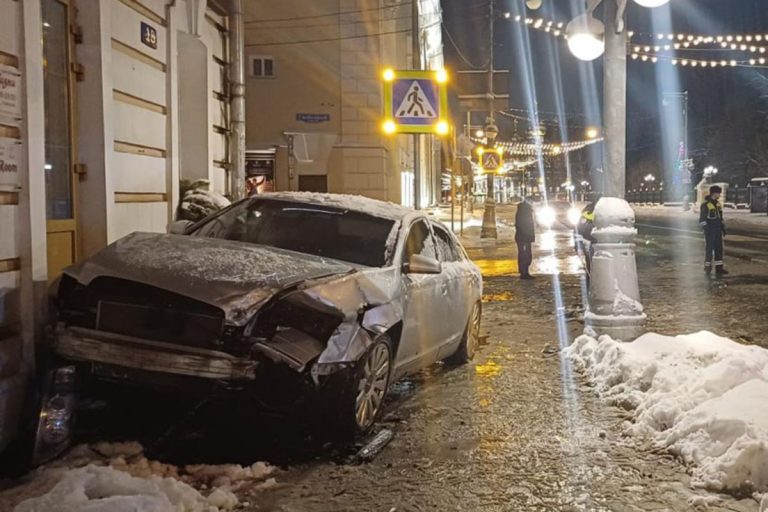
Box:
<box><xmin>442</xmin><ymin>0</ymin><xmax>768</xmax><ymax>188</ymax></box>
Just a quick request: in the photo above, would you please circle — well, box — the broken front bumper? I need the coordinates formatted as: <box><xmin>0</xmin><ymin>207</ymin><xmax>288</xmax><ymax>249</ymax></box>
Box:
<box><xmin>53</xmin><ymin>326</ymin><xmax>258</xmax><ymax>381</ymax></box>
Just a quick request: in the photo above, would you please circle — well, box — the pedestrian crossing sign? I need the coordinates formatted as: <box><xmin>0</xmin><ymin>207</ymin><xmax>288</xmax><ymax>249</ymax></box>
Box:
<box><xmin>382</xmin><ymin>69</ymin><xmax>450</xmax><ymax>135</ymax></box>
<box><xmin>478</xmin><ymin>147</ymin><xmax>504</xmax><ymax>173</ymax></box>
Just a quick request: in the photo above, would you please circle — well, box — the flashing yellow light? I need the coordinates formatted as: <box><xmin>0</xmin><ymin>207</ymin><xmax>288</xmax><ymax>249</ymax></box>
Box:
<box><xmin>496</xmin><ymin>147</ymin><xmax>504</xmax><ymax>156</ymax></box>
<box><xmin>476</xmin><ymin>147</ymin><xmax>485</xmax><ymax>157</ymax></box>
<box><xmin>383</xmin><ymin>120</ymin><xmax>396</xmax><ymax>134</ymax></box>
<box><xmin>436</xmin><ymin>120</ymin><xmax>450</xmax><ymax>135</ymax></box>
<box><xmin>586</xmin><ymin>127</ymin><xmax>599</xmax><ymax>139</ymax></box>
<box><xmin>382</xmin><ymin>68</ymin><xmax>395</xmax><ymax>82</ymax></box>
<box><xmin>436</xmin><ymin>69</ymin><xmax>449</xmax><ymax>83</ymax></box>
<box><xmin>497</xmin><ymin>168</ymin><xmax>506</xmax><ymax>175</ymax></box>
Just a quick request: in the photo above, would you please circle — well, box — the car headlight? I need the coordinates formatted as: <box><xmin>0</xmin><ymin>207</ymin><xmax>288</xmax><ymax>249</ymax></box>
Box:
<box><xmin>536</xmin><ymin>206</ymin><xmax>555</xmax><ymax>228</ymax></box>
<box><xmin>568</xmin><ymin>207</ymin><xmax>581</xmax><ymax>226</ymax></box>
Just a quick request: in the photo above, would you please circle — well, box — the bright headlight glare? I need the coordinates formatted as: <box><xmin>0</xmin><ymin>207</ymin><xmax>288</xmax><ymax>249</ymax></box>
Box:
<box><xmin>568</xmin><ymin>207</ymin><xmax>581</xmax><ymax>226</ymax></box>
<box><xmin>537</xmin><ymin>206</ymin><xmax>556</xmax><ymax>227</ymax></box>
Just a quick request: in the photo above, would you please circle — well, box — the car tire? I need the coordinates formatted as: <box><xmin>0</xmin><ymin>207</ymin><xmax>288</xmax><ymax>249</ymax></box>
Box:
<box><xmin>446</xmin><ymin>302</ymin><xmax>482</xmax><ymax>365</ymax></box>
<box><xmin>328</xmin><ymin>334</ymin><xmax>393</xmax><ymax>439</ymax></box>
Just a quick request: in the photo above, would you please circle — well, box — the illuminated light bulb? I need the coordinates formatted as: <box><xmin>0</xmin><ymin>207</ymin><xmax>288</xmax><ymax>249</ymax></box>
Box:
<box><xmin>382</xmin><ymin>68</ymin><xmax>395</xmax><ymax>81</ymax></box>
<box><xmin>657</xmin><ymin>34</ymin><xmax>664</xmax><ymax>40</ymax></box>
<box><xmin>641</xmin><ymin>55</ymin><xmax>648</xmax><ymax>61</ymax></box>
<box><xmin>534</xmin><ymin>18</ymin><xmax>543</xmax><ymax>28</ymax></box>
<box><xmin>737</xmin><ymin>35</ymin><xmax>743</xmax><ymax>42</ymax></box>
<box><xmin>436</xmin><ymin>69</ymin><xmax>448</xmax><ymax>83</ymax></box>
<box><xmin>683</xmin><ymin>42</ymin><xmax>690</xmax><ymax>47</ymax></box>
<box><xmin>747</xmin><ymin>35</ymin><xmax>753</xmax><ymax>42</ymax></box>
<box><xmin>545</xmin><ymin>26</ymin><xmax>551</xmax><ymax>32</ymax></box>
<box><xmin>525</xmin><ymin>18</ymin><xmax>533</xmax><ymax>24</ymax></box>
<box><xmin>700</xmin><ymin>60</ymin><xmax>707</xmax><ymax>67</ymax></box>
<box><xmin>674</xmin><ymin>43</ymin><xmax>681</xmax><ymax>49</ymax></box>
<box><xmin>730</xmin><ymin>60</ymin><xmax>737</xmax><ymax>66</ymax></box>
<box><xmin>691</xmin><ymin>60</ymin><xmax>698</xmax><ymax>67</ymax></box>
<box><xmin>664</xmin><ymin>45</ymin><xmax>671</xmax><ymax>51</ymax></box>
<box><xmin>503</xmin><ymin>12</ymin><xmax>511</xmax><ymax>19</ymax></box>
<box><xmin>757</xmin><ymin>35</ymin><xmax>763</xmax><ymax>42</ymax></box>
<box><xmin>716</xmin><ymin>36</ymin><xmax>724</xmax><ymax>42</ymax></box>
<box><xmin>553</xmin><ymin>30</ymin><xmax>561</xmax><ymax>36</ymax></box>
<box><xmin>631</xmin><ymin>53</ymin><xmax>639</xmax><ymax>59</ymax></box>
<box><xmin>731</xmin><ymin>44</ymin><xmax>738</xmax><ymax>49</ymax></box>
<box><xmin>710</xmin><ymin>61</ymin><xmax>717</xmax><ymax>67</ymax></box>
<box><xmin>720</xmin><ymin>42</ymin><xmax>728</xmax><ymax>48</ymax></box>
<box><xmin>761</xmin><ymin>47</ymin><xmax>767</xmax><ymax>53</ymax></box>
<box><xmin>671</xmin><ymin>59</ymin><xmax>678</xmax><ymax>65</ymax></box>
<box><xmin>727</xmin><ymin>35</ymin><xmax>733</xmax><ymax>42</ymax></box>
<box><xmin>634</xmin><ymin>45</ymin><xmax>641</xmax><ymax>52</ymax></box>
<box><xmin>760</xmin><ymin>58</ymin><xmax>766</xmax><ymax>64</ymax></box>
<box><xmin>750</xmin><ymin>59</ymin><xmax>757</xmax><ymax>65</ymax></box>
<box><xmin>741</xmin><ymin>44</ymin><xmax>747</xmax><ymax>50</ymax></box>
<box><xmin>677</xmin><ymin>34</ymin><xmax>684</xmax><ymax>40</ymax></box>
<box><xmin>514</xmin><ymin>14</ymin><xmax>522</xmax><ymax>21</ymax></box>
<box><xmin>566</xmin><ymin>14</ymin><xmax>605</xmax><ymax>61</ymax></box>
<box><xmin>687</xmin><ymin>35</ymin><xmax>694</xmax><ymax>41</ymax></box>
<box><xmin>547</xmin><ymin>20</ymin><xmax>553</xmax><ymax>26</ymax></box>
<box><xmin>681</xmin><ymin>59</ymin><xmax>689</xmax><ymax>66</ymax></box>
<box><xmin>751</xmin><ymin>46</ymin><xmax>757</xmax><ymax>52</ymax></box>
<box><xmin>651</xmin><ymin>56</ymin><xmax>658</xmax><ymax>63</ymax></box>
<box><xmin>654</xmin><ymin>46</ymin><xmax>661</xmax><ymax>51</ymax></box>
<box><xmin>558</xmin><ymin>22</ymin><xmax>564</xmax><ymax>29</ymax></box>
<box><xmin>667</xmin><ymin>33</ymin><xmax>674</xmax><ymax>40</ymax></box>
<box><xmin>720</xmin><ymin>60</ymin><xmax>727</xmax><ymax>66</ymax></box>
<box><xmin>644</xmin><ymin>45</ymin><xmax>651</xmax><ymax>52</ymax></box>
<box><xmin>628</xmin><ymin>30</ymin><xmax>635</xmax><ymax>37</ymax></box>
<box><xmin>383</xmin><ymin>120</ymin><xmax>396</xmax><ymax>134</ymax></box>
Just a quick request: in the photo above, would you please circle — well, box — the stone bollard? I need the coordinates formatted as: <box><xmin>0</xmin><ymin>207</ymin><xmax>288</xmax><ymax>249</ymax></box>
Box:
<box><xmin>585</xmin><ymin>197</ymin><xmax>646</xmax><ymax>341</ymax></box>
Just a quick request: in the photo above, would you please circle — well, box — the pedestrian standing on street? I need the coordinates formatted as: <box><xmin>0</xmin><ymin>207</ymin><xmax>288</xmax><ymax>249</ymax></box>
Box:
<box><xmin>515</xmin><ymin>198</ymin><xmax>536</xmax><ymax>280</ymax></box>
<box><xmin>699</xmin><ymin>185</ymin><xmax>728</xmax><ymax>276</ymax></box>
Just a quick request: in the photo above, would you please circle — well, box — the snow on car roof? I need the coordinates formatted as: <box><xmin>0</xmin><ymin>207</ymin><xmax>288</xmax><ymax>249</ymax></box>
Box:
<box><xmin>256</xmin><ymin>192</ymin><xmax>415</xmax><ymax>220</ymax></box>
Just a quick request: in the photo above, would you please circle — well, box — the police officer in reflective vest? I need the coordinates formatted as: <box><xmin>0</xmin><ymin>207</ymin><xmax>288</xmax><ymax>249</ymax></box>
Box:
<box><xmin>699</xmin><ymin>185</ymin><xmax>728</xmax><ymax>276</ymax></box>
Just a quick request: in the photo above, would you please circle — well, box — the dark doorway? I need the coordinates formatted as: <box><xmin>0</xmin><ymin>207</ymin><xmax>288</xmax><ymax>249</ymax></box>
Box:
<box><xmin>298</xmin><ymin>175</ymin><xmax>328</xmax><ymax>193</ymax></box>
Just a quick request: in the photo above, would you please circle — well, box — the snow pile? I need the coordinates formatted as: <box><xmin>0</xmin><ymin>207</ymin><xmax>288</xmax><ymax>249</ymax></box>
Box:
<box><xmin>260</xmin><ymin>191</ymin><xmax>413</xmax><ymax>220</ymax></box>
<box><xmin>565</xmin><ymin>331</ymin><xmax>768</xmax><ymax>496</ymax></box>
<box><xmin>9</xmin><ymin>442</ymin><xmax>276</xmax><ymax>512</ymax></box>
<box><xmin>178</xmin><ymin>179</ymin><xmax>231</xmax><ymax>222</ymax></box>
<box><xmin>14</xmin><ymin>465</ymin><xmax>233</xmax><ymax>512</ymax></box>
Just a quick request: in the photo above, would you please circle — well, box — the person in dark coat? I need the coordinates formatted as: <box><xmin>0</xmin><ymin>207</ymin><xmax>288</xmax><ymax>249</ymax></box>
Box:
<box><xmin>699</xmin><ymin>185</ymin><xmax>728</xmax><ymax>276</ymax></box>
<box><xmin>515</xmin><ymin>198</ymin><xmax>536</xmax><ymax>279</ymax></box>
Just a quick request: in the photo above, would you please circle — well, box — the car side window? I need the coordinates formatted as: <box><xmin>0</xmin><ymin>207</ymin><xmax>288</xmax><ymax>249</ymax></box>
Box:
<box><xmin>403</xmin><ymin>220</ymin><xmax>437</xmax><ymax>262</ymax></box>
<box><xmin>432</xmin><ymin>224</ymin><xmax>461</xmax><ymax>262</ymax></box>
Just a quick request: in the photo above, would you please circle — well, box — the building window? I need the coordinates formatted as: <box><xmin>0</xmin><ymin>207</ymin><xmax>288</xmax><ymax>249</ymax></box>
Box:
<box><xmin>250</xmin><ymin>56</ymin><xmax>274</xmax><ymax>78</ymax></box>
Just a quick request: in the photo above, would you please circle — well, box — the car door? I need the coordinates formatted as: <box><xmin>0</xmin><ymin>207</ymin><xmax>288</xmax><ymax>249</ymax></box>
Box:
<box><xmin>431</xmin><ymin>223</ymin><xmax>470</xmax><ymax>353</ymax></box>
<box><xmin>396</xmin><ymin>219</ymin><xmax>445</xmax><ymax>373</ymax></box>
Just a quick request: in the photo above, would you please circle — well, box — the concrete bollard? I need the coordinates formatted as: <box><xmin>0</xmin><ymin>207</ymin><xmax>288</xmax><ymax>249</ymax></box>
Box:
<box><xmin>585</xmin><ymin>197</ymin><xmax>646</xmax><ymax>341</ymax></box>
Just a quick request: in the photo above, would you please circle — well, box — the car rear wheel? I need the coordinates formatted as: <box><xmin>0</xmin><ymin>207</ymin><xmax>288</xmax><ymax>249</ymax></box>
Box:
<box><xmin>446</xmin><ymin>302</ymin><xmax>481</xmax><ymax>365</ymax></box>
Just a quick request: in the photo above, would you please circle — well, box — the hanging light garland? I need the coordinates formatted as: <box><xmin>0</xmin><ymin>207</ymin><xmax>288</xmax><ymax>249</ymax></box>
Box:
<box><xmin>510</xmin><ymin>15</ymin><xmax>768</xmax><ymax>69</ymax></box>
<box><xmin>472</xmin><ymin>135</ymin><xmax>604</xmax><ymax>157</ymax></box>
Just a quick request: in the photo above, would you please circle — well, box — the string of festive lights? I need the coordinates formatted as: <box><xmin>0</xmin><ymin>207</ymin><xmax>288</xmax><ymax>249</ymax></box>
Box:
<box><xmin>471</xmin><ymin>136</ymin><xmax>604</xmax><ymax>157</ymax></box>
<box><xmin>510</xmin><ymin>15</ymin><xmax>768</xmax><ymax>69</ymax></box>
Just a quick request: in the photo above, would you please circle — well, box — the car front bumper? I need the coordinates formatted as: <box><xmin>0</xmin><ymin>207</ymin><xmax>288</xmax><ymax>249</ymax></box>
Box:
<box><xmin>53</xmin><ymin>325</ymin><xmax>258</xmax><ymax>381</ymax></box>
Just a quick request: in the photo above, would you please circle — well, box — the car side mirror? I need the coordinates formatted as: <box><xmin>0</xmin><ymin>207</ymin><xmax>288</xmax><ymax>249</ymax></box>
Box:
<box><xmin>167</xmin><ymin>220</ymin><xmax>194</xmax><ymax>235</ymax></box>
<box><xmin>404</xmin><ymin>254</ymin><xmax>442</xmax><ymax>274</ymax></box>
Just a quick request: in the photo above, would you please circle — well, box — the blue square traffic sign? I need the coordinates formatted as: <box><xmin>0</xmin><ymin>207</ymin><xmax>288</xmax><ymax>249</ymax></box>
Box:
<box><xmin>382</xmin><ymin>70</ymin><xmax>449</xmax><ymax>135</ymax></box>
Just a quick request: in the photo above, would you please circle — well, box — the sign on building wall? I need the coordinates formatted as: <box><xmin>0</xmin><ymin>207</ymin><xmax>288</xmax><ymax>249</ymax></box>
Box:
<box><xmin>0</xmin><ymin>137</ymin><xmax>21</xmax><ymax>188</ymax></box>
<box><xmin>296</xmin><ymin>113</ymin><xmax>330</xmax><ymax>124</ymax></box>
<box><xmin>0</xmin><ymin>65</ymin><xmax>22</xmax><ymax>125</ymax></box>
<box><xmin>141</xmin><ymin>22</ymin><xmax>158</xmax><ymax>49</ymax></box>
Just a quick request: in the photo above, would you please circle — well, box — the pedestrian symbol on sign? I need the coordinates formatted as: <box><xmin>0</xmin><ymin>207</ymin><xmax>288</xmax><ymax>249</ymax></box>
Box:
<box><xmin>396</xmin><ymin>81</ymin><xmax>436</xmax><ymax>118</ymax></box>
<box><xmin>382</xmin><ymin>69</ymin><xmax>449</xmax><ymax>135</ymax></box>
<box><xmin>482</xmin><ymin>151</ymin><xmax>502</xmax><ymax>171</ymax></box>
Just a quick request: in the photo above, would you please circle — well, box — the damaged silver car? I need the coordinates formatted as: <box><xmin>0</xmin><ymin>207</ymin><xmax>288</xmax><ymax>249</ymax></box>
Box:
<box><xmin>40</xmin><ymin>193</ymin><xmax>481</xmax><ymax>459</ymax></box>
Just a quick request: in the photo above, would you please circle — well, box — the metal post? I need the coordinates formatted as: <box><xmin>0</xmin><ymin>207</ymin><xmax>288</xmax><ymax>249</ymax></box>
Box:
<box><xmin>229</xmin><ymin>0</ymin><xmax>246</xmax><ymax>200</ymax></box>
<box><xmin>586</xmin><ymin>0</ymin><xmax>644</xmax><ymax>341</ymax></box>
<box><xmin>412</xmin><ymin>0</ymin><xmax>421</xmax><ymax>209</ymax></box>
<box><xmin>480</xmin><ymin>0</ymin><xmax>497</xmax><ymax>238</ymax></box>
<box><xmin>602</xmin><ymin>0</ymin><xmax>626</xmax><ymax>198</ymax></box>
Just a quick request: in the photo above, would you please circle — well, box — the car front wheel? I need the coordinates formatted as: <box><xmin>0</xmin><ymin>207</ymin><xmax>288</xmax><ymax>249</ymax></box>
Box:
<box><xmin>326</xmin><ymin>335</ymin><xmax>392</xmax><ymax>439</ymax></box>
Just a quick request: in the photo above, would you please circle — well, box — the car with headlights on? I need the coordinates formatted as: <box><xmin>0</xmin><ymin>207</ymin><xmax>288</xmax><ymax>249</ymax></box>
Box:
<box><xmin>34</xmin><ymin>193</ymin><xmax>482</xmax><ymax>463</ymax></box>
<box><xmin>535</xmin><ymin>200</ymin><xmax>582</xmax><ymax>230</ymax></box>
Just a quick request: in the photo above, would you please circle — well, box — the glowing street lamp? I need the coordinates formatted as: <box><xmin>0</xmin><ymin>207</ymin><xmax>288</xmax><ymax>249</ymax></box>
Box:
<box><xmin>566</xmin><ymin>13</ymin><xmax>605</xmax><ymax>61</ymax></box>
<box><xmin>632</xmin><ymin>0</ymin><xmax>670</xmax><ymax>7</ymax></box>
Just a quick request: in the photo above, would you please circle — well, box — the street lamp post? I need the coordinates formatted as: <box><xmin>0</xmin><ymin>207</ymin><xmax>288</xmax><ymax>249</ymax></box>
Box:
<box><xmin>480</xmin><ymin>0</ymin><xmax>498</xmax><ymax>239</ymax></box>
<box><xmin>567</xmin><ymin>0</ymin><xmax>669</xmax><ymax>341</ymax></box>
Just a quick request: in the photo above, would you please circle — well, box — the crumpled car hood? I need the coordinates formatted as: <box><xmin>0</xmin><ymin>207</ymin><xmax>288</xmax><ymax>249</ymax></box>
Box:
<box><xmin>64</xmin><ymin>232</ymin><xmax>354</xmax><ymax>325</ymax></box>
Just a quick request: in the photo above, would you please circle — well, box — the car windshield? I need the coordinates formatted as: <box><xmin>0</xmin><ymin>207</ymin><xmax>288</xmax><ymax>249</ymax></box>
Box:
<box><xmin>189</xmin><ymin>199</ymin><xmax>396</xmax><ymax>267</ymax></box>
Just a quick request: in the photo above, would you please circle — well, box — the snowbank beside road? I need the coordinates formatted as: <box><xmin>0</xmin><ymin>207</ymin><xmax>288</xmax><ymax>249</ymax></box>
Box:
<box><xmin>565</xmin><ymin>331</ymin><xmax>768</xmax><ymax>497</ymax></box>
<box><xmin>5</xmin><ymin>442</ymin><xmax>276</xmax><ymax>512</ymax></box>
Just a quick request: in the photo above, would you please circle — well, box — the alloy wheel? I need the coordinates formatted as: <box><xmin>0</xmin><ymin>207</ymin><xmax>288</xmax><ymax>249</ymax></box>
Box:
<box><xmin>354</xmin><ymin>341</ymin><xmax>391</xmax><ymax>430</ymax></box>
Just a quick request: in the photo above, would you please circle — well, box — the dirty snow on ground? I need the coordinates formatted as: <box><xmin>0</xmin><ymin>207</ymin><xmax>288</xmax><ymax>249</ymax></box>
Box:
<box><xmin>565</xmin><ymin>331</ymin><xmax>768</xmax><ymax>499</ymax></box>
<box><xmin>4</xmin><ymin>442</ymin><xmax>276</xmax><ymax>512</ymax></box>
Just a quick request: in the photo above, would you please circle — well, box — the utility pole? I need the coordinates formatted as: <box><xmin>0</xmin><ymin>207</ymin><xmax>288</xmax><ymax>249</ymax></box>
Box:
<box><xmin>412</xmin><ymin>0</ymin><xmax>421</xmax><ymax>209</ymax></box>
<box><xmin>602</xmin><ymin>0</ymin><xmax>626</xmax><ymax>198</ymax></box>
<box><xmin>480</xmin><ymin>0</ymin><xmax>498</xmax><ymax>239</ymax></box>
